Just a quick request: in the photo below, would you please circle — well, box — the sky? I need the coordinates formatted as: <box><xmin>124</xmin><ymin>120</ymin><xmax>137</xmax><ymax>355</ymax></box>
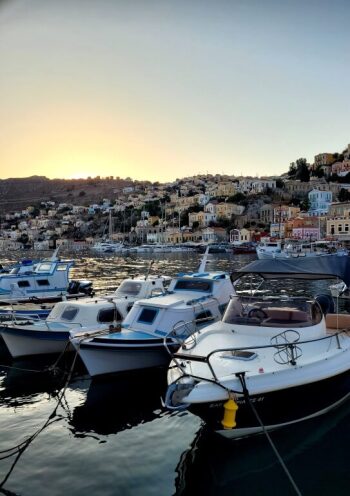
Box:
<box><xmin>0</xmin><ymin>0</ymin><xmax>350</xmax><ymax>182</ymax></box>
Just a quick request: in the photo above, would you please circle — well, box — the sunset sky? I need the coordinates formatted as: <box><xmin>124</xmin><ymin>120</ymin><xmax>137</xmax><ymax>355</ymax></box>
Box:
<box><xmin>0</xmin><ymin>0</ymin><xmax>350</xmax><ymax>182</ymax></box>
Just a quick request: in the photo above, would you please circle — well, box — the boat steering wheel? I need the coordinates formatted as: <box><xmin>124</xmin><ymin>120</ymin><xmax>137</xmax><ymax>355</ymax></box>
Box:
<box><xmin>247</xmin><ymin>308</ymin><xmax>268</xmax><ymax>321</ymax></box>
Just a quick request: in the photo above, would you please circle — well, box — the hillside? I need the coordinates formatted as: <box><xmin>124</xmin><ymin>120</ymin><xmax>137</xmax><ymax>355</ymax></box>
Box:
<box><xmin>0</xmin><ymin>176</ymin><xmax>134</xmax><ymax>212</ymax></box>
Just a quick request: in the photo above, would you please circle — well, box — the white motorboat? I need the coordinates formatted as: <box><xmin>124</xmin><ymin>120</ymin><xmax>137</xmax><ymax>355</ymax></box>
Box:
<box><xmin>71</xmin><ymin>269</ymin><xmax>235</xmax><ymax>377</ymax></box>
<box><xmin>257</xmin><ymin>239</ymin><xmax>348</xmax><ymax>260</ymax></box>
<box><xmin>165</xmin><ymin>256</ymin><xmax>350</xmax><ymax>439</ymax></box>
<box><xmin>0</xmin><ymin>275</ymin><xmax>169</xmax><ymax>358</ymax></box>
<box><xmin>135</xmin><ymin>245</ymin><xmax>154</xmax><ymax>253</ymax></box>
<box><xmin>91</xmin><ymin>210</ymin><xmax>125</xmax><ymax>254</ymax></box>
<box><xmin>0</xmin><ymin>249</ymin><xmax>93</xmax><ymax>304</ymax></box>
<box><xmin>256</xmin><ymin>239</ymin><xmax>284</xmax><ymax>259</ymax></box>
<box><xmin>91</xmin><ymin>241</ymin><xmax>124</xmax><ymax>254</ymax></box>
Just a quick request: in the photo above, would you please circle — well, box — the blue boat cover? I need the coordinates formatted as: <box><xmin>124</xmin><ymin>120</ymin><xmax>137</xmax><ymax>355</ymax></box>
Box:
<box><xmin>231</xmin><ymin>255</ymin><xmax>350</xmax><ymax>286</ymax></box>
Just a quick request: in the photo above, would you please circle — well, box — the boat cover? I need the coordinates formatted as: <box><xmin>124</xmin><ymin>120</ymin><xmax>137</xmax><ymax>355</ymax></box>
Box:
<box><xmin>231</xmin><ymin>255</ymin><xmax>350</xmax><ymax>286</ymax></box>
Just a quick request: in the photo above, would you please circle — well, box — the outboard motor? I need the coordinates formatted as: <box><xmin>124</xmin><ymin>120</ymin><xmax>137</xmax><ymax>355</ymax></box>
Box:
<box><xmin>315</xmin><ymin>294</ymin><xmax>335</xmax><ymax>315</ymax></box>
<box><xmin>79</xmin><ymin>281</ymin><xmax>94</xmax><ymax>296</ymax></box>
<box><xmin>67</xmin><ymin>280</ymin><xmax>81</xmax><ymax>294</ymax></box>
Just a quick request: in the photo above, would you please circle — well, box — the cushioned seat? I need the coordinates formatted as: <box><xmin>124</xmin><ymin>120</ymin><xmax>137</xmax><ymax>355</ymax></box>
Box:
<box><xmin>326</xmin><ymin>314</ymin><xmax>350</xmax><ymax>330</ymax></box>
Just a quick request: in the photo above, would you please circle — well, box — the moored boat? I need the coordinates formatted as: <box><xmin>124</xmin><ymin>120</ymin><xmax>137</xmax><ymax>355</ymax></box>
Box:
<box><xmin>0</xmin><ymin>275</ymin><xmax>169</xmax><ymax>358</ymax></box>
<box><xmin>71</xmin><ymin>270</ymin><xmax>235</xmax><ymax>377</ymax></box>
<box><xmin>165</xmin><ymin>256</ymin><xmax>350</xmax><ymax>438</ymax></box>
<box><xmin>0</xmin><ymin>249</ymin><xmax>93</xmax><ymax>304</ymax></box>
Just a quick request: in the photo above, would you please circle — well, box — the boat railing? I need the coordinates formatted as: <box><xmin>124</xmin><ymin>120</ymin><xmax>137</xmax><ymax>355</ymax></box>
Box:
<box><xmin>170</xmin><ymin>329</ymin><xmax>350</xmax><ymax>382</ymax></box>
<box><xmin>44</xmin><ymin>320</ymin><xmax>83</xmax><ymax>330</ymax></box>
<box><xmin>270</xmin><ymin>329</ymin><xmax>302</xmax><ymax>365</ymax></box>
<box><xmin>164</xmin><ymin>315</ymin><xmax>216</xmax><ymax>354</ymax></box>
<box><xmin>1</xmin><ymin>313</ymin><xmax>44</xmax><ymax>324</ymax></box>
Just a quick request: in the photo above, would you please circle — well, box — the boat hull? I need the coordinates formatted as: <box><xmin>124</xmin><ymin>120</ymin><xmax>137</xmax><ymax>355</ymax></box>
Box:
<box><xmin>187</xmin><ymin>370</ymin><xmax>350</xmax><ymax>439</ymax></box>
<box><xmin>1</xmin><ymin>327</ymin><xmax>71</xmax><ymax>357</ymax></box>
<box><xmin>75</xmin><ymin>340</ymin><xmax>174</xmax><ymax>377</ymax></box>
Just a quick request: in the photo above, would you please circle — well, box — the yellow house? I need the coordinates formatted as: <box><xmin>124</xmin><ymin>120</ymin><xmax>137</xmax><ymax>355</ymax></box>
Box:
<box><xmin>326</xmin><ymin>218</ymin><xmax>350</xmax><ymax>239</ymax></box>
<box><xmin>148</xmin><ymin>215</ymin><xmax>160</xmax><ymax>225</ymax></box>
<box><xmin>188</xmin><ymin>211</ymin><xmax>216</xmax><ymax>227</ymax></box>
<box><xmin>216</xmin><ymin>202</ymin><xmax>245</xmax><ymax>218</ymax></box>
<box><xmin>215</xmin><ymin>182</ymin><xmax>237</xmax><ymax>197</ymax></box>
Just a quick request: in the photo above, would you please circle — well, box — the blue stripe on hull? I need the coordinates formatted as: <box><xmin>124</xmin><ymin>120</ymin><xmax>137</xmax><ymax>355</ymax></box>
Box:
<box><xmin>80</xmin><ymin>342</ymin><xmax>177</xmax><ymax>352</ymax></box>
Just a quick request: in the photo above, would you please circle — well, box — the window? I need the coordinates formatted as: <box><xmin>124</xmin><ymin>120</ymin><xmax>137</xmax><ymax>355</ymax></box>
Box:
<box><xmin>137</xmin><ymin>308</ymin><xmax>158</xmax><ymax>324</ymax></box>
<box><xmin>18</xmin><ymin>280</ymin><xmax>30</xmax><ymax>288</ymax></box>
<box><xmin>346</xmin><ymin>224</ymin><xmax>349</xmax><ymax>232</ymax></box>
<box><xmin>37</xmin><ymin>279</ymin><xmax>50</xmax><ymax>286</ymax></box>
<box><xmin>56</xmin><ymin>264</ymin><xmax>69</xmax><ymax>271</ymax></box>
<box><xmin>117</xmin><ymin>281</ymin><xmax>142</xmax><ymax>296</ymax></box>
<box><xmin>195</xmin><ymin>310</ymin><xmax>213</xmax><ymax>324</ymax></box>
<box><xmin>61</xmin><ymin>306</ymin><xmax>79</xmax><ymax>321</ymax></box>
<box><xmin>98</xmin><ymin>307</ymin><xmax>123</xmax><ymax>323</ymax></box>
<box><xmin>174</xmin><ymin>280</ymin><xmax>212</xmax><ymax>292</ymax></box>
<box><xmin>36</xmin><ymin>263</ymin><xmax>53</xmax><ymax>273</ymax></box>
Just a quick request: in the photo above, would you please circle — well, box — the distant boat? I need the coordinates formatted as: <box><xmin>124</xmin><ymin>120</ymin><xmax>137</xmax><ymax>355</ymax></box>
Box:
<box><xmin>91</xmin><ymin>210</ymin><xmax>125</xmax><ymax>253</ymax></box>
<box><xmin>256</xmin><ymin>239</ymin><xmax>348</xmax><ymax>260</ymax></box>
<box><xmin>0</xmin><ymin>249</ymin><xmax>93</xmax><ymax>304</ymax></box>
<box><xmin>91</xmin><ymin>241</ymin><xmax>124</xmax><ymax>253</ymax></box>
<box><xmin>232</xmin><ymin>242</ymin><xmax>257</xmax><ymax>254</ymax></box>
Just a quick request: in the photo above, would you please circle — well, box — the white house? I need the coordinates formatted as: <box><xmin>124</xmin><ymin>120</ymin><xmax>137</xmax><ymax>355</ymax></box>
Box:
<box><xmin>308</xmin><ymin>189</ymin><xmax>332</xmax><ymax>216</ymax></box>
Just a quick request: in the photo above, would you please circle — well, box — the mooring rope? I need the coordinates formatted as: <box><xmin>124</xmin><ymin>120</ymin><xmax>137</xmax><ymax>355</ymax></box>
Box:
<box><xmin>237</xmin><ymin>373</ymin><xmax>303</xmax><ymax>496</ymax></box>
<box><xmin>0</xmin><ymin>345</ymin><xmax>81</xmax><ymax>489</ymax></box>
<box><xmin>0</xmin><ymin>363</ymin><xmax>43</xmax><ymax>374</ymax></box>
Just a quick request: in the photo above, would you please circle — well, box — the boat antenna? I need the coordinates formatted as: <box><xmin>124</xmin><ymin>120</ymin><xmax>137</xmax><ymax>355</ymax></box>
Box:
<box><xmin>145</xmin><ymin>260</ymin><xmax>155</xmax><ymax>280</ymax></box>
<box><xmin>198</xmin><ymin>245</ymin><xmax>210</xmax><ymax>272</ymax></box>
<box><xmin>50</xmin><ymin>245</ymin><xmax>60</xmax><ymax>261</ymax></box>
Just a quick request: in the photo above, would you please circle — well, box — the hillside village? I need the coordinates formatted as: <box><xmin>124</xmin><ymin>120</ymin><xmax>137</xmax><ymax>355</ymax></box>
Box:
<box><xmin>2</xmin><ymin>144</ymin><xmax>350</xmax><ymax>251</ymax></box>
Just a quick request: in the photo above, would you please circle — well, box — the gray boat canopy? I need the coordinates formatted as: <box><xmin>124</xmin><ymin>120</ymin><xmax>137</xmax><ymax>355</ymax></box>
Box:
<box><xmin>231</xmin><ymin>255</ymin><xmax>350</xmax><ymax>286</ymax></box>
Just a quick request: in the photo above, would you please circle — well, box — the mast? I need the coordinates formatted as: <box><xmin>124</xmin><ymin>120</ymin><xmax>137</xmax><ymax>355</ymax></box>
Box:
<box><xmin>108</xmin><ymin>210</ymin><xmax>113</xmax><ymax>240</ymax></box>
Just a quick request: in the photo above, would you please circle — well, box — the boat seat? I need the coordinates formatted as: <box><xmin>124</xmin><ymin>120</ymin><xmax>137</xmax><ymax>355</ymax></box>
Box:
<box><xmin>234</xmin><ymin>316</ymin><xmax>262</xmax><ymax>326</ymax></box>
<box><xmin>264</xmin><ymin>309</ymin><xmax>309</xmax><ymax>322</ymax></box>
<box><xmin>260</xmin><ymin>308</ymin><xmax>310</xmax><ymax>328</ymax></box>
<box><xmin>262</xmin><ymin>319</ymin><xmax>311</xmax><ymax>328</ymax></box>
<box><xmin>325</xmin><ymin>314</ymin><xmax>350</xmax><ymax>330</ymax></box>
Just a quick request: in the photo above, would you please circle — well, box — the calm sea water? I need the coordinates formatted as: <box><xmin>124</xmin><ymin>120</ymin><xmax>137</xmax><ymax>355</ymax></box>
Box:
<box><xmin>0</xmin><ymin>252</ymin><xmax>349</xmax><ymax>496</ymax></box>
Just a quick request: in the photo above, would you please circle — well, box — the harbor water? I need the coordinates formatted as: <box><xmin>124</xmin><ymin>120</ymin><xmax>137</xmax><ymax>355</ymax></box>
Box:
<box><xmin>0</xmin><ymin>252</ymin><xmax>349</xmax><ymax>495</ymax></box>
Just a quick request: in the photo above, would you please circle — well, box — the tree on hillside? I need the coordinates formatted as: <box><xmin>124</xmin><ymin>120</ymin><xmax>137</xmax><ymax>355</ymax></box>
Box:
<box><xmin>295</xmin><ymin>158</ymin><xmax>310</xmax><ymax>182</ymax></box>
<box><xmin>288</xmin><ymin>158</ymin><xmax>310</xmax><ymax>182</ymax></box>
<box><xmin>227</xmin><ymin>192</ymin><xmax>246</xmax><ymax>204</ymax></box>
<box><xmin>311</xmin><ymin>165</ymin><xmax>324</xmax><ymax>178</ymax></box>
<box><xmin>187</xmin><ymin>205</ymin><xmax>203</xmax><ymax>213</ymax></box>
<box><xmin>192</xmin><ymin>221</ymin><xmax>199</xmax><ymax>230</ymax></box>
<box><xmin>300</xmin><ymin>198</ymin><xmax>310</xmax><ymax>211</ymax></box>
<box><xmin>338</xmin><ymin>188</ymin><xmax>350</xmax><ymax>202</ymax></box>
<box><xmin>288</xmin><ymin>163</ymin><xmax>297</xmax><ymax>177</ymax></box>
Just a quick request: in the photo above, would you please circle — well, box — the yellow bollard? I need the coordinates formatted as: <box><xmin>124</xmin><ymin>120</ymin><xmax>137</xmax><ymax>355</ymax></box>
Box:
<box><xmin>221</xmin><ymin>396</ymin><xmax>238</xmax><ymax>429</ymax></box>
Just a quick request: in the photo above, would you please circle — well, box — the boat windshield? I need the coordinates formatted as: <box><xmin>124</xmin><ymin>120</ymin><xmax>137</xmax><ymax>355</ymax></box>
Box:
<box><xmin>222</xmin><ymin>295</ymin><xmax>322</xmax><ymax>328</ymax></box>
<box><xmin>117</xmin><ymin>281</ymin><xmax>143</xmax><ymax>296</ymax></box>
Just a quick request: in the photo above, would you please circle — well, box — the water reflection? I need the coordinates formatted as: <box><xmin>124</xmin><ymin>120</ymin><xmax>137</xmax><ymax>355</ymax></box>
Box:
<box><xmin>174</xmin><ymin>398</ymin><xmax>350</xmax><ymax>495</ymax></box>
<box><xmin>70</xmin><ymin>369</ymin><xmax>169</xmax><ymax>438</ymax></box>
<box><xmin>0</xmin><ymin>358</ymin><xmax>68</xmax><ymax>409</ymax></box>
<box><xmin>0</xmin><ymin>351</ymin><xmax>87</xmax><ymax>409</ymax></box>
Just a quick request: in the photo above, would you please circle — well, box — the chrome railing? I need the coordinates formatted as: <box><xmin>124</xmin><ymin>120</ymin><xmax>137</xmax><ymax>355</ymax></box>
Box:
<box><xmin>170</xmin><ymin>329</ymin><xmax>350</xmax><ymax>382</ymax></box>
